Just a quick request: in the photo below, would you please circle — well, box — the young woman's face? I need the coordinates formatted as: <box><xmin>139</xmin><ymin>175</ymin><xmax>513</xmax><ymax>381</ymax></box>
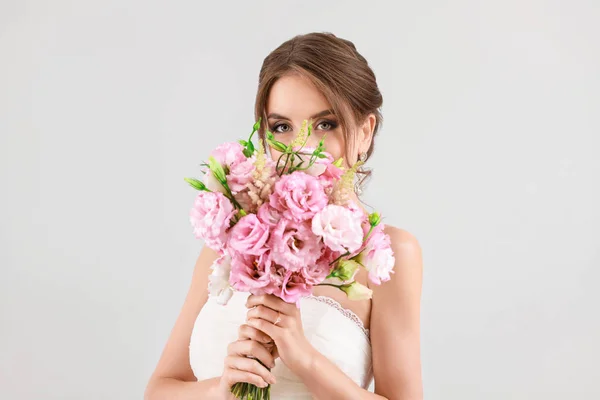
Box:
<box><xmin>265</xmin><ymin>73</ymin><xmax>349</xmax><ymax>165</ymax></box>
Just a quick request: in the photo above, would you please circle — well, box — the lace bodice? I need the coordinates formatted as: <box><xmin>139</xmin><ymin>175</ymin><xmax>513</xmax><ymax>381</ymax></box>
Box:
<box><xmin>189</xmin><ymin>290</ymin><xmax>373</xmax><ymax>399</ymax></box>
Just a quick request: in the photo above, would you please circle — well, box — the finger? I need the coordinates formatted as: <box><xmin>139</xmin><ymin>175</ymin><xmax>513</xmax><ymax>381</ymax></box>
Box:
<box><xmin>238</xmin><ymin>324</ymin><xmax>272</xmax><ymax>343</ymax></box>
<box><xmin>225</xmin><ymin>355</ymin><xmax>277</xmax><ymax>385</ymax></box>
<box><xmin>229</xmin><ymin>339</ymin><xmax>276</xmax><ymax>369</ymax></box>
<box><xmin>246</xmin><ymin>317</ymin><xmax>281</xmax><ymax>340</ymax></box>
<box><xmin>246</xmin><ymin>294</ymin><xmax>296</xmax><ymax>315</ymax></box>
<box><xmin>224</xmin><ymin>367</ymin><xmax>269</xmax><ymax>389</ymax></box>
<box><xmin>272</xmin><ymin>345</ymin><xmax>280</xmax><ymax>361</ymax></box>
<box><xmin>246</xmin><ymin>304</ymin><xmax>283</xmax><ymax>326</ymax></box>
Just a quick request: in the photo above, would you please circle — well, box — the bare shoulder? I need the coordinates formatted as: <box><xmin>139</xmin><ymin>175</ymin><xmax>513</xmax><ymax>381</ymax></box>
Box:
<box><xmin>369</xmin><ymin>223</ymin><xmax>423</xmax><ymax>304</ymax></box>
<box><xmin>369</xmin><ymin>224</ymin><xmax>424</xmax><ymax>398</ymax></box>
<box><xmin>383</xmin><ymin>224</ymin><xmax>423</xmax><ymax>266</ymax></box>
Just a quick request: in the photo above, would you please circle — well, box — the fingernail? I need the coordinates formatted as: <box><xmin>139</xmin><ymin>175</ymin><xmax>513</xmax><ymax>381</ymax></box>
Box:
<box><xmin>269</xmin><ymin>375</ymin><xmax>277</xmax><ymax>384</ymax></box>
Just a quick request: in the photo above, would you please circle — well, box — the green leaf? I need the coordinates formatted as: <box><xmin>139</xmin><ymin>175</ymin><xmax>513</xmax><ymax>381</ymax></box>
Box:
<box><xmin>243</xmin><ymin>141</ymin><xmax>255</xmax><ymax>157</ymax></box>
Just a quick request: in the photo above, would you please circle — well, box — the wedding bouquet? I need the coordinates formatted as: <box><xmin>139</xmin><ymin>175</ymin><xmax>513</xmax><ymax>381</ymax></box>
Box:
<box><xmin>185</xmin><ymin>119</ymin><xmax>395</xmax><ymax>399</ymax></box>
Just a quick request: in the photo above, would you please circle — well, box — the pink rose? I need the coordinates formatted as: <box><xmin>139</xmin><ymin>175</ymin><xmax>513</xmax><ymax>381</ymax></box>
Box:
<box><xmin>348</xmin><ymin>200</ymin><xmax>368</xmax><ymax>222</ymax></box>
<box><xmin>210</xmin><ymin>142</ymin><xmax>247</xmax><ymax>167</ymax></box>
<box><xmin>263</xmin><ymin>261</ymin><xmax>286</xmax><ymax>294</ymax></box>
<box><xmin>228</xmin><ymin>213</ymin><xmax>270</xmax><ymax>256</ymax></box>
<box><xmin>319</xmin><ymin>162</ymin><xmax>344</xmax><ymax>191</ymax></box>
<box><xmin>296</xmin><ymin>147</ymin><xmax>333</xmax><ymax>177</ymax></box>
<box><xmin>301</xmin><ymin>246</ymin><xmax>337</xmax><ymax>285</ymax></box>
<box><xmin>269</xmin><ymin>218</ymin><xmax>323</xmax><ymax>272</ymax></box>
<box><xmin>257</xmin><ymin>203</ymin><xmax>282</xmax><ymax>227</ymax></box>
<box><xmin>279</xmin><ymin>270</ymin><xmax>312</xmax><ymax>306</ymax></box>
<box><xmin>189</xmin><ymin>191</ymin><xmax>235</xmax><ymax>253</ymax></box>
<box><xmin>258</xmin><ymin>261</ymin><xmax>312</xmax><ymax>306</ymax></box>
<box><xmin>269</xmin><ymin>171</ymin><xmax>328</xmax><ymax>222</ymax></box>
<box><xmin>229</xmin><ymin>252</ymin><xmax>272</xmax><ymax>295</ymax></box>
<box><xmin>205</xmin><ymin>142</ymin><xmax>255</xmax><ymax>195</ymax></box>
<box><xmin>228</xmin><ymin>155</ymin><xmax>256</xmax><ymax>193</ymax></box>
<box><xmin>295</xmin><ymin>149</ymin><xmax>343</xmax><ymax>191</ymax></box>
<box><xmin>355</xmin><ymin>224</ymin><xmax>395</xmax><ymax>285</ymax></box>
<box><xmin>312</xmin><ymin>204</ymin><xmax>364</xmax><ymax>254</ymax></box>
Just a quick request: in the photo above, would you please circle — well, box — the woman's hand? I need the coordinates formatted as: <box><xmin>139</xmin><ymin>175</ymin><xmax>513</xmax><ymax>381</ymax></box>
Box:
<box><xmin>217</xmin><ymin>323</ymin><xmax>278</xmax><ymax>398</ymax></box>
<box><xmin>245</xmin><ymin>294</ymin><xmax>316</xmax><ymax>374</ymax></box>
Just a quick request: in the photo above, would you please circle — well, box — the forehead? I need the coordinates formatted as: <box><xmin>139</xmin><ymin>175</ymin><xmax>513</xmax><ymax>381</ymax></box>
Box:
<box><xmin>266</xmin><ymin>74</ymin><xmax>331</xmax><ymax>117</ymax></box>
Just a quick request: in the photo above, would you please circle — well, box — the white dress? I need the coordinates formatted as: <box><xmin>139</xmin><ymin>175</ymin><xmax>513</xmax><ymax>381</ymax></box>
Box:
<box><xmin>189</xmin><ymin>290</ymin><xmax>373</xmax><ymax>399</ymax></box>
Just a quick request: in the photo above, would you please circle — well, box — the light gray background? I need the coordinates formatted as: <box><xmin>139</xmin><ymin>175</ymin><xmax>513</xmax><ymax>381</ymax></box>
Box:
<box><xmin>1</xmin><ymin>1</ymin><xmax>598</xmax><ymax>399</ymax></box>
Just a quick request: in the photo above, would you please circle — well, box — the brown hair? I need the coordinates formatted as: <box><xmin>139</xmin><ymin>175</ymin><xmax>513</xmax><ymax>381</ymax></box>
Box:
<box><xmin>254</xmin><ymin>32</ymin><xmax>383</xmax><ymax>193</ymax></box>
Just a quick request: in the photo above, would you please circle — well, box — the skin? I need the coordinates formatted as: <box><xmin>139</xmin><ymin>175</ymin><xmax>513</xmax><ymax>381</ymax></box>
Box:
<box><xmin>144</xmin><ymin>73</ymin><xmax>424</xmax><ymax>400</ymax></box>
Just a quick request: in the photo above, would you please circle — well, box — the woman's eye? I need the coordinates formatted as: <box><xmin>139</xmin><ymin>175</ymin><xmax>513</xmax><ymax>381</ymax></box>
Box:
<box><xmin>272</xmin><ymin>124</ymin><xmax>291</xmax><ymax>134</ymax></box>
<box><xmin>317</xmin><ymin>121</ymin><xmax>337</xmax><ymax>130</ymax></box>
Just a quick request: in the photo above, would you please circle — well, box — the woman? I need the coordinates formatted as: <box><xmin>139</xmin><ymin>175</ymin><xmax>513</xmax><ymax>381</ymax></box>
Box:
<box><xmin>145</xmin><ymin>32</ymin><xmax>423</xmax><ymax>400</ymax></box>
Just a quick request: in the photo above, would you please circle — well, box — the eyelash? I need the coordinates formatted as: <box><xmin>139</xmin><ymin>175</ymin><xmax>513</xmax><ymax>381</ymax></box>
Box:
<box><xmin>270</xmin><ymin>120</ymin><xmax>338</xmax><ymax>134</ymax></box>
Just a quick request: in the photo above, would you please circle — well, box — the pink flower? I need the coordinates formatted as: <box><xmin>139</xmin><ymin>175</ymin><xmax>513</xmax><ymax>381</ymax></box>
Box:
<box><xmin>269</xmin><ymin>218</ymin><xmax>323</xmax><ymax>271</ymax></box>
<box><xmin>297</xmin><ymin>148</ymin><xmax>333</xmax><ymax>177</ymax></box>
<box><xmin>296</xmin><ymin>149</ymin><xmax>343</xmax><ymax>191</ymax></box>
<box><xmin>355</xmin><ymin>224</ymin><xmax>396</xmax><ymax>285</ymax></box>
<box><xmin>301</xmin><ymin>246</ymin><xmax>337</xmax><ymax>285</ymax></box>
<box><xmin>203</xmin><ymin>142</ymin><xmax>255</xmax><ymax>193</ymax></box>
<box><xmin>210</xmin><ymin>142</ymin><xmax>247</xmax><ymax>167</ymax></box>
<box><xmin>257</xmin><ymin>259</ymin><xmax>313</xmax><ymax>306</ymax></box>
<box><xmin>278</xmin><ymin>270</ymin><xmax>312</xmax><ymax>306</ymax></box>
<box><xmin>227</xmin><ymin>155</ymin><xmax>256</xmax><ymax>193</ymax></box>
<box><xmin>189</xmin><ymin>191</ymin><xmax>235</xmax><ymax>253</ymax></box>
<box><xmin>269</xmin><ymin>171</ymin><xmax>328</xmax><ymax>222</ymax></box>
<box><xmin>228</xmin><ymin>213</ymin><xmax>270</xmax><ymax>256</ymax></box>
<box><xmin>229</xmin><ymin>252</ymin><xmax>272</xmax><ymax>295</ymax></box>
<box><xmin>348</xmin><ymin>200</ymin><xmax>368</xmax><ymax>222</ymax></box>
<box><xmin>257</xmin><ymin>203</ymin><xmax>282</xmax><ymax>227</ymax></box>
<box><xmin>205</xmin><ymin>141</ymin><xmax>255</xmax><ymax>195</ymax></box>
<box><xmin>312</xmin><ymin>204</ymin><xmax>364</xmax><ymax>254</ymax></box>
<box><xmin>319</xmin><ymin>162</ymin><xmax>344</xmax><ymax>191</ymax></box>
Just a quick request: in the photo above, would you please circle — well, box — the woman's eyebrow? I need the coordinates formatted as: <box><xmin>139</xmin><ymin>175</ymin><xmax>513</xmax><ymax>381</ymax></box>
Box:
<box><xmin>267</xmin><ymin>109</ymin><xmax>334</xmax><ymax>120</ymax></box>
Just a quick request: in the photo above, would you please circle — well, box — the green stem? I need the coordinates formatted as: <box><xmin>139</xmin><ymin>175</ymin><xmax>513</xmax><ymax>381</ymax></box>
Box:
<box><xmin>316</xmin><ymin>282</ymin><xmax>344</xmax><ymax>289</ymax></box>
<box><xmin>329</xmin><ymin>250</ymin><xmax>350</xmax><ymax>266</ymax></box>
<box><xmin>363</xmin><ymin>225</ymin><xmax>375</xmax><ymax>243</ymax></box>
<box><xmin>222</xmin><ymin>184</ymin><xmax>243</xmax><ymax>210</ymax></box>
<box><xmin>278</xmin><ymin>153</ymin><xmax>291</xmax><ymax>177</ymax></box>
